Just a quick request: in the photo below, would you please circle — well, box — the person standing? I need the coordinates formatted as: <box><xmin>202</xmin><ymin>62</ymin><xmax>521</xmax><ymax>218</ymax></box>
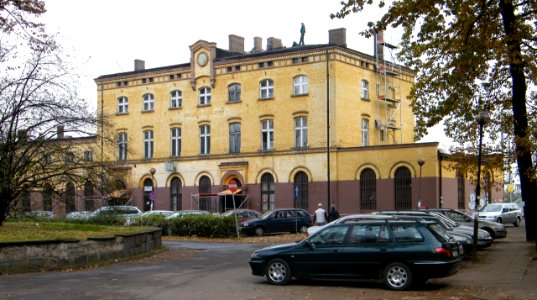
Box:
<box><xmin>314</xmin><ymin>203</ymin><xmax>327</xmax><ymax>225</ymax></box>
<box><xmin>328</xmin><ymin>204</ymin><xmax>340</xmax><ymax>222</ymax></box>
<box><xmin>299</xmin><ymin>22</ymin><xmax>306</xmax><ymax>45</ymax></box>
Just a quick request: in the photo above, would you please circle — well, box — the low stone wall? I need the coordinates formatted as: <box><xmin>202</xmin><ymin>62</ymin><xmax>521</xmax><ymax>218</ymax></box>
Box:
<box><xmin>0</xmin><ymin>228</ymin><xmax>162</xmax><ymax>274</ymax></box>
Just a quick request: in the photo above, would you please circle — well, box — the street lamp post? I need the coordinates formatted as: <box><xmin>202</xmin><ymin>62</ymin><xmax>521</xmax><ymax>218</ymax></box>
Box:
<box><xmin>417</xmin><ymin>159</ymin><xmax>425</xmax><ymax>208</ymax></box>
<box><xmin>473</xmin><ymin>111</ymin><xmax>489</xmax><ymax>258</ymax></box>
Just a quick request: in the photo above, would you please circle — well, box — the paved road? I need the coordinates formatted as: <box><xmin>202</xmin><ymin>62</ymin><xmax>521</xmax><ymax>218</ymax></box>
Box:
<box><xmin>1</xmin><ymin>224</ymin><xmax>535</xmax><ymax>300</ymax></box>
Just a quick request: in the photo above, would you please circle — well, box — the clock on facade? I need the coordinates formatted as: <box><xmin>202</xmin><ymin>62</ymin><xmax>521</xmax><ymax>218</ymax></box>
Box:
<box><xmin>197</xmin><ymin>52</ymin><xmax>208</xmax><ymax>67</ymax></box>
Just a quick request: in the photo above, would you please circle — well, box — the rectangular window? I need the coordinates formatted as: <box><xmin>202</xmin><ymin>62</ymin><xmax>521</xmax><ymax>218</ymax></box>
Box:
<box><xmin>118</xmin><ymin>132</ymin><xmax>127</xmax><ymax>161</ymax></box>
<box><xmin>144</xmin><ymin>130</ymin><xmax>154</xmax><ymax>159</ymax></box>
<box><xmin>260</xmin><ymin>79</ymin><xmax>274</xmax><ymax>99</ymax></box>
<box><xmin>229</xmin><ymin>123</ymin><xmax>241</xmax><ymax>153</ymax></box>
<box><xmin>200</xmin><ymin>125</ymin><xmax>210</xmax><ymax>155</ymax></box>
<box><xmin>228</xmin><ymin>84</ymin><xmax>241</xmax><ymax>102</ymax></box>
<box><xmin>361</xmin><ymin>80</ymin><xmax>369</xmax><ymax>99</ymax></box>
<box><xmin>143</xmin><ymin>94</ymin><xmax>154</xmax><ymax>111</ymax></box>
<box><xmin>117</xmin><ymin>96</ymin><xmax>128</xmax><ymax>114</ymax></box>
<box><xmin>171</xmin><ymin>128</ymin><xmax>181</xmax><ymax>157</ymax></box>
<box><xmin>199</xmin><ymin>87</ymin><xmax>211</xmax><ymax>105</ymax></box>
<box><xmin>261</xmin><ymin>120</ymin><xmax>274</xmax><ymax>151</ymax></box>
<box><xmin>294</xmin><ymin>117</ymin><xmax>308</xmax><ymax>148</ymax></box>
<box><xmin>84</xmin><ymin>151</ymin><xmax>93</xmax><ymax>161</ymax></box>
<box><xmin>294</xmin><ymin>75</ymin><xmax>308</xmax><ymax>95</ymax></box>
<box><xmin>170</xmin><ymin>90</ymin><xmax>182</xmax><ymax>108</ymax></box>
<box><xmin>65</xmin><ymin>152</ymin><xmax>74</xmax><ymax>163</ymax></box>
<box><xmin>362</xmin><ymin>119</ymin><xmax>369</xmax><ymax>146</ymax></box>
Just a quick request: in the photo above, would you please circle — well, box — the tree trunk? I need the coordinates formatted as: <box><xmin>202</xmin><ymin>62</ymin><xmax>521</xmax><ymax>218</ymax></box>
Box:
<box><xmin>500</xmin><ymin>0</ymin><xmax>537</xmax><ymax>242</ymax></box>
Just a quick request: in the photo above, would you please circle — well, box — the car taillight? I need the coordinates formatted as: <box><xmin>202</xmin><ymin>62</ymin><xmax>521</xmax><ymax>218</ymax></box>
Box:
<box><xmin>435</xmin><ymin>247</ymin><xmax>453</xmax><ymax>258</ymax></box>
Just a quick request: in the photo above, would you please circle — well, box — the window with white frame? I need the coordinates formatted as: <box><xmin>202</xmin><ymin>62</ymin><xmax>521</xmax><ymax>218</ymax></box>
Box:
<box><xmin>143</xmin><ymin>93</ymin><xmax>154</xmax><ymax>111</ymax></box>
<box><xmin>229</xmin><ymin>123</ymin><xmax>241</xmax><ymax>153</ymax></box>
<box><xmin>170</xmin><ymin>90</ymin><xmax>182</xmax><ymax>108</ymax></box>
<box><xmin>362</xmin><ymin>119</ymin><xmax>369</xmax><ymax>146</ymax></box>
<box><xmin>293</xmin><ymin>75</ymin><xmax>309</xmax><ymax>95</ymax></box>
<box><xmin>261</xmin><ymin>119</ymin><xmax>274</xmax><ymax>151</ymax></box>
<box><xmin>118</xmin><ymin>132</ymin><xmax>127</xmax><ymax>161</ymax></box>
<box><xmin>170</xmin><ymin>128</ymin><xmax>181</xmax><ymax>157</ymax></box>
<box><xmin>143</xmin><ymin>130</ymin><xmax>154</xmax><ymax>159</ymax></box>
<box><xmin>200</xmin><ymin>125</ymin><xmax>210</xmax><ymax>155</ymax></box>
<box><xmin>259</xmin><ymin>79</ymin><xmax>274</xmax><ymax>99</ymax></box>
<box><xmin>117</xmin><ymin>96</ymin><xmax>128</xmax><ymax>114</ymax></box>
<box><xmin>361</xmin><ymin>80</ymin><xmax>369</xmax><ymax>99</ymax></box>
<box><xmin>198</xmin><ymin>87</ymin><xmax>211</xmax><ymax>105</ymax></box>
<box><xmin>294</xmin><ymin>116</ymin><xmax>308</xmax><ymax>148</ymax></box>
<box><xmin>228</xmin><ymin>83</ymin><xmax>241</xmax><ymax>102</ymax></box>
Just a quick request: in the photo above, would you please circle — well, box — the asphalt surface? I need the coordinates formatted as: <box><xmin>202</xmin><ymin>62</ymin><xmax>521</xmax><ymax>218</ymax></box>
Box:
<box><xmin>0</xmin><ymin>223</ymin><xmax>535</xmax><ymax>300</ymax></box>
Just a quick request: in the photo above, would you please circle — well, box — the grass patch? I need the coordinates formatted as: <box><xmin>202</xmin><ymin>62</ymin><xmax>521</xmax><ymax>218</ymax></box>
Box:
<box><xmin>0</xmin><ymin>221</ymin><xmax>153</xmax><ymax>243</ymax></box>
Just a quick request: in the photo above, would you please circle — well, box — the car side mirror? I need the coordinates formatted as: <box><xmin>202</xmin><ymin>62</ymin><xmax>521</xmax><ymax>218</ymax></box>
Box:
<box><xmin>305</xmin><ymin>240</ymin><xmax>316</xmax><ymax>250</ymax></box>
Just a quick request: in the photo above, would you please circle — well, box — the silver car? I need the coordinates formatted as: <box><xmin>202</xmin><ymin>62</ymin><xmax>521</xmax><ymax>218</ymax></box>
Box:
<box><xmin>424</xmin><ymin>208</ymin><xmax>507</xmax><ymax>239</ymax></box>
<box><xmin>479</xmin><ymin>203</ymin><xmax>523</xmax><ymax>226</ymax></box>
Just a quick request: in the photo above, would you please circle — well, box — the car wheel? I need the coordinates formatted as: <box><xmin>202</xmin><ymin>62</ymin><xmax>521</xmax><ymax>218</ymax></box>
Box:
<box><xmin>484</xmin><ymin>228</ymin><xmax>496</xmax><ymax>239</ymax></box>
<box><xmin>255</xmin><ymin>226</ymin><xmax>264</xmax><ymax>237</ymax></box>
<box><xmin>265</xmin><ymin>258</ymin><xmax>291</xmax><ymax>285</ymax></box>
<box><xmin>384</xmin><ymin>262</ymin><xmax>412</xmax><ymax>291</ymax></box>
<box><xmin>514</xmin><ymin>217</ymin><xmax>521</xmax><ymax>227</ymax></box>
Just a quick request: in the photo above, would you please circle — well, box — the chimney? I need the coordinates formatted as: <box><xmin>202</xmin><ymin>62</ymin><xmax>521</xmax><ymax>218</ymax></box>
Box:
<box><xmin>229</xmin><ymin>34</ymin><xmax>245</xmax><ymax>53</ymax></box>
<box><xmin>328</xmin><ymin>28</ymin><xmax>347</xmax><ymax>47</ymax></box>
<box><xmin>267</xmin><ymin>37</ymin><xmax>282</xmax><ymax>50</ymax></box>
<box><xmin>57</xmin><ymin>125</ymin><xmax>64</xmax><ymax>139</ymax></box>
<box><xmin>134</xmin><ymin>59</ymin><xmax>145</xmax><ymax>71</ymax></box>
<box><xmin>252</xmin><ymin>36</ymin><xmax>263</xmax><ymax>52</ymax></box>
<box><xmin>374</xmin><ymin>31</ymin><xmax>384</xmax><ymax>60</ymax></box>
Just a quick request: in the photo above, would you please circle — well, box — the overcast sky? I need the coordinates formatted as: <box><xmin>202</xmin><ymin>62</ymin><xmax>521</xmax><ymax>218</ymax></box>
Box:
<box><xmin>40</xmin><ymin>0</ymin><xmax>449</xmax><ymax>146</ymax></box>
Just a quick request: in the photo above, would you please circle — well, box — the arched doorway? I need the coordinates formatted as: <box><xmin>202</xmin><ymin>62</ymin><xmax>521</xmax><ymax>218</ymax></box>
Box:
<box><xmin>360</xmin><ymin>168</ymin><xmax>377</xmax><ymax>210</ymax></box>
<box><xmin>199</xmin><ymin>176</ymin><xmax>211</xmax><ymax>211</ymax></box>
<box><xmin>143</xmin><ymin>178</ymin><xmax>153</xmax><ymax>211</ymax></box>
<box><xmin>170</xmin><ymin>177</ymin><xmax>182</xmax><ymax>211</ymax></box>
<box><xmin>42</xmin><ymin>184</ymin><xmax>53</xmax><ymax>211</ymax></box>
<box><xmin>261</xmin><ymin>173</ymin><xmax>275</xmax><ymax>211</ymax></box>
<box><xmin>220</xmin><ymin>178</ymin><xmax>243</xmax><ymax>212</ymax></box>
<box><xmin>293</xmin><ymin>172</ymin><xmax>308</xmax><ymax>210</ymax></box>
<box><xmin>394</xmin><ymin>167</ymin><xmax>412</xmax><ymax>210</ymax></box>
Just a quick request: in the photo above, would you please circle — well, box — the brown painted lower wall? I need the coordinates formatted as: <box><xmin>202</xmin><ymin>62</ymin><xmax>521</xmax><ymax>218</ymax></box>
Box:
<box><xmin>0</xmin><ymin>228</ymin><xmax>162</xmax><ymax>274</ymax></box>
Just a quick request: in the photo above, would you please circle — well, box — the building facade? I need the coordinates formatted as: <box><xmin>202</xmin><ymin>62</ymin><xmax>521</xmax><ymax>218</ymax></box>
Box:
<box><xmin>89</xmin><ymin>28</ymin><xmax>502</xmax><ymax>216</ymax></box>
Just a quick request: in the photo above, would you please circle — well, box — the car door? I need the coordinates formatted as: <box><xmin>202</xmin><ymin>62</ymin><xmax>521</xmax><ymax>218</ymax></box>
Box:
<box><xmin>338</xmin><ymin>223</ymin><xmax>392</xmax><ymax>279</ymax></box>
<box><xmin>290</xmin><ymin>225</ymin><xmax>349</xmax><ymax>277</ymax></box>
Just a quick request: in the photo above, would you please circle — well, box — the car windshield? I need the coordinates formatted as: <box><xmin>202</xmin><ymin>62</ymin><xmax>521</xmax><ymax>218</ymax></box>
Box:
<box><xmin>261</xmin><ymin>210</ymin><xmax>274</xmax><ymax>219</ymax></box>
<box><xmin>481</xmin><ymin>205</ymin><xmax>502</xmax><ymax>212</ymax></box>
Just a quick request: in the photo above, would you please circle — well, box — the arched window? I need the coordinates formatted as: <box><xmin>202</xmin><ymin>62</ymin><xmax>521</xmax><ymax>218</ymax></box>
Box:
<box><xmin>43</xmin><ymin>184</ymin><xmax>53</xmax><ymax>211</ymax></box>
<box><xmin>394</xmin><ymin>167</ymin><xmax>412</xmax><ymax>210</ymax></box>
<box><xmin>294</xmin><ymin>171</ymin><xmax>308</xmax><ymax>209</ymax></box>
<box><xmin>170</xmin><ymin>177</ymin><xmax>182</xmax><ymax>211</ymax></box>
<box><xmin>229</xmin><ymin>123</ymin><xmax>241</xmax><ymax>153</ymax></box>
<box><xmin>228</xmin><ymin>83</ymin><xmax>241</xmax><ymax>102</ymax></box>
<box><xmin>360</xmin><ymin>168</ymin><xmax>377</xmax><ymax>210</ymax></box>
<box><xmin>65</xmin><ymin>182</ymin><xmax>75</xmax><ymax>213</ymax></box>
<box><xmin>22</xmin><ymin>185</ymin><xmax>31</xmax><ymax>212</ymax></box>
<box><xmin>84</xmin><ymin>181</ymin><xmax>94</xmax><ymax>211</ymax></box>
<box><xmin>170</xmin><ymin>90</ymin><xmax>182</xmax><ymax>108</ymax></box>
<box><xmin>261</xmin><ymin>173</ymin><xmax>275</xmax><ymax>211</ymax></box>
<box><xmin>457</xmin><ymin>171</ymin><xmax>465</xmax><ymax>209</ymax></box>
<box><xmin>199</xmin><ymin>176</ymin><xmax>211</xmax><ymax>211</ymax></box>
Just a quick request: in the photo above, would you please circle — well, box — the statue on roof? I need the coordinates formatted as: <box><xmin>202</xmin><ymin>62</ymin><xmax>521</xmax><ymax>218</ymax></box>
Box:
<box><xmin>299</xmin><ymin>22</ymin><xmax>306</xmax><ymax>46</ymax></box>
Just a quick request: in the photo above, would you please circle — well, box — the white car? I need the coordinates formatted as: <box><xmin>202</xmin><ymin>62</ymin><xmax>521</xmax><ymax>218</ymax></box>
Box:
<box><xmin>141</xmin><ymin>210</ymin><xmax>174</xmax><ymax>218</ymax></box>
<box><xmin>307</xmin><ymin>214</ymin><xmax>393</xmax><ymax>236</ymax></box>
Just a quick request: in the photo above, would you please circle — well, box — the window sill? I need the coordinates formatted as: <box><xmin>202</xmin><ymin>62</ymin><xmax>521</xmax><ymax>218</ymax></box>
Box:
<box><xmin>258</xmin><ymin>97</ymin><xmax>274</xmax><ymax>101</ymax></box>
<box><xmin>291</xmin><ymin>93</ymin><xmax>309</xmax><ymax>98</ymax></box>
<box><xmin>169</xmin><ymin>107</ymin><xmax>182</xmax><ymax>110</ymax></box>
<box><xmin>361</xmin><ymin>97</ymin><xmax>370</xmax><ymax>101</ymax></box>
<box><xmin>197</xmin><ymin>104</ymin><xmax>211</xmax><ymax>108</ymax></box>
<box><xmin>226</xmin><ymin>100</ymin><xmax>242</xmax><ymax>104</ymax></box>
<box><xmin>141</xmin><ymin>110</ymin><xmax>154</xmax><ymax>113</ymax></box>
<box><xmin>116</xmin><ymin>112</ymin><xmax>129</xmax><ymax>116</ymax></box>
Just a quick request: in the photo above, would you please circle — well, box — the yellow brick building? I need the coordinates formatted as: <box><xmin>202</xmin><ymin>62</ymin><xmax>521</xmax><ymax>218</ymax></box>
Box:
<box><xmin>92</xmin><ymin>28</ymin><xmax>503</xmax><ymax>215</ymax></box>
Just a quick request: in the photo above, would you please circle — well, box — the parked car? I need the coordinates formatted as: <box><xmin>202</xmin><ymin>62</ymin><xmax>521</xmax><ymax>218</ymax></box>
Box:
<box><xmin>141</xmin><ymin>210</ymin><xmax>174</xmax><ymax>218</ymax></box>
<box><xmin>93</xmin><ymin>205</ymin><xmax>142</xmax><ymax>225</ymax></box>
<box><xmin>423</xmin><ymin>208</ymin><xmax>507</xmax><ymax>239</ymax></box>
<box><xmin>240</xmin><ymin>208</ymin><xmax>312</xmax><ymax>236</ymax></box>
<box><xmin>20</xmin><ymin>210</ymin><xmax>55</xmax><ymax>219</ymax></box>
<box><xmin>378</xmin><ymin>210</ymin><xmax>491</xmax><ymax>250</ymax></box>
<box><xmin>66</xmin><ymin>211</ymin><xmax>94</xmax><ymax>220</ymax></box>
<box><xmin>307</xmin><ymin>214</ymin><xmax>394</xmax><ymax>236</ymax></box>
<box><xmin>166</xmin><ymin>210</ymin><xmax>209</xmax><ymax>220</ymax></box>
<box><xmin>479</xmin><ymin>203</ymin><xmax>523</xmax><ymax>226</ymax></box>
<box><xmin>222</xmin><ymin>209</ymin><xmax>262</xmax><ymax>222</ymax></box>
<box><xmin>249</xmin><ymin>218</ymin><xmax>463</xmax><ymax>290</ymax></box>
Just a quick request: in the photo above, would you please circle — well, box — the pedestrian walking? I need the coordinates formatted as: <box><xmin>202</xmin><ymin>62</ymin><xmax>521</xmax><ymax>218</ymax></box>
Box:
<box><xmin>328</xmin><ymin>204</ymin><xmax>340</xmax><ymax>222</ymax></box>
<box><xmin>314</xmin><ymin>203</ymin><xmax>328</xmax><ymax>225</ymax></box>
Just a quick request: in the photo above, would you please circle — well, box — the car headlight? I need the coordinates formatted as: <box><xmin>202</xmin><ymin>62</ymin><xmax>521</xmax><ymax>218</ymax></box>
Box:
<box><xmin>479</xmin><ymin>230</ymin><xmax>491</xmax><ymax>239</ymax></box>
<box><xmin>250</xmin><ymin>251</ymin><xmax>262</xmax><ymax>259</ymax></box>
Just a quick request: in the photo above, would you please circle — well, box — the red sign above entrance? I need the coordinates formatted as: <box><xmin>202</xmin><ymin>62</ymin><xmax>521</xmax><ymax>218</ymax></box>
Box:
<box><xmin>228</xmin><ymin>179</ymin><xmax>238</xmax><ymax>193</ymax></box>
